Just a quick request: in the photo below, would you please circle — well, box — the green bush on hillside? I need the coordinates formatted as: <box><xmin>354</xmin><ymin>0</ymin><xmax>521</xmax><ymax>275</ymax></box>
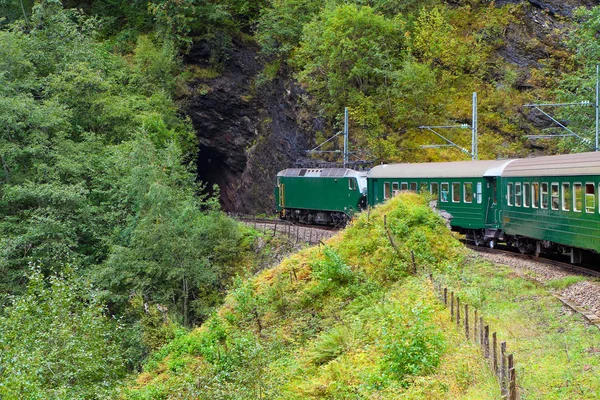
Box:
<box><xmin>0</xmin><ymin>267</ymin><xmax>126</xmax><ymax>399</ymax></box>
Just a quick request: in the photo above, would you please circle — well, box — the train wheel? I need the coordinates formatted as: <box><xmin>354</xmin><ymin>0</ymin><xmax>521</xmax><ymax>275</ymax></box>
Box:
<box><xmin>488</xmin><ymin>240</ymin><xmax>495</xmax><ymax>249</ymax></box>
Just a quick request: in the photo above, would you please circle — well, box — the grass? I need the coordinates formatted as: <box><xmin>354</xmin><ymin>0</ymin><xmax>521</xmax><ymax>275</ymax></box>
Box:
<box><xmin>433</xmin><ymin>257</ymin><xmax>600</xmax><ymax>399</ymax></box>
<box><xmin>125</xmin><ymin>193</ymin><xmax>600</xmax><ymax>399</ymax></box>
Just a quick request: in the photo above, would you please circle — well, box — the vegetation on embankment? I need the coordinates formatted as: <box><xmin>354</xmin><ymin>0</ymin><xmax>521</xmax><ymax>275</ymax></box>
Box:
<box><xmin>435</xmin><ymin>257</ymin><xmax>600</xmax><ymax>399</ymax></box>
<box><xmin>130</xmin><ymin>193</ymin><xmax>600</xmax><ymax>399</ymax></box>
<box><xmin>127</xmin><ymin>194</ymin><xmax>501</xmax><ymax>398</ymax></box>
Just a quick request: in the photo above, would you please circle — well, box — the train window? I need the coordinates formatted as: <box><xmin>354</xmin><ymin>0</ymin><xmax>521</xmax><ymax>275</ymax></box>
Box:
<box><xmin>464</xmin><ymin>183</ymin><xmax>473</xmax><ymax>203</ymax></box>
<box><xmin>401</xmin><ymin>182</ymin><xmax>408</xmax><ymax>191</ymax></box>
<box><xmin>551</xmin><ymin>183</ymin><xmax>559</xmax><ymax>210</ymax></box>
<box><xmin>420</xmin><ymin>183</ymin><xmax>428</xmax><ymax>193</ymax></box>
<box><xmin>562</xmin><ymin>183</ymin><xmax>571</xmax><ymax>211</ymax></box>
<box><xmin>523</xmin><ymin>183</ymin><xmax>530</xmax><ymax>207</ymax></box>
<box><xmin>541</xmin><ymin>183</ymin><xmax>548</xmax><ymax>209</ymax></box>
<box><xmin>392</xmin><ymin>182</ymin><xmax>399</xmax><ymax>195</ymax></box>
<box><xmin>477</xmin><ymin>182</ymin><xmax>483</xmax><ymax>204</ymax></box>
<box><xmin>492</xmin><ymin>180</ymin><xmax>497</xmax><ymax>205</ymax></box>
<box><xmin>574</xmin><ymin>183</ymin><xmax>582</xmax><ymax>212</ymax></box>
<box><xmin>410</xmin><ymin>182</ymin><xmax>417</xmax><ymax>191</ymax></box>
<box><xmin>507</xmin><ymin>183</ymin><xmax>513</xmax><ymax>206</ymax></box>
<box><xmin>452</xmin><ymin>183</ymin><xmax>460</xmax><ymax>202</ymax></box>
<box><xmin>515</xmin><ymin>183</ymin><xmax>522</xmax><ymax>207</ymax></box>
<box><xmin>586</xmin><ymin>183</ymin><xmax>596</xmax><ymax>213</ymax></box>
<box><xmin>431</xmin><ymin>183</ymin><xmax>439</xmax><ymax>197</ymax></box>
<box><xmin>384</xmin><ymin>182</ymin><xmax>391</xmax><ymax>199</ymax></box>
<box><xmin>348</xmin><ymin>178</ymin><xmax>357</xmax><ymax>190</ymax></box>
<box><xmin>532</xmin><ymin>183</ymin><xmax>539</xmax><ymax>208</ymax></box>
<box><xmin>441</xmin><ymin>183</ymin><xmax>449</xmax><ymax>202</ymax></box>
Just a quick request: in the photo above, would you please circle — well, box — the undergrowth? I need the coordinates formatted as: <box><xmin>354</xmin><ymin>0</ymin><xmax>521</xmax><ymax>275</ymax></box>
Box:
<box><xmin>128</xmin><ymin>192</ymin><xmax>600</xmax><ymax>399</ymax></box>
<box><xmin>126</xmin><ymin>193</ymin><xmax>499</xmax><ymax>398</ymax></box>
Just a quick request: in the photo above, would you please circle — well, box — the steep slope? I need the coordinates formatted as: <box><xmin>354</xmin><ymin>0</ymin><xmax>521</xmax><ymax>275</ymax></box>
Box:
<box><xmin>126</xmin><ymin>194</ymin><xmax>501</xmax><ymax>398</ymax></box>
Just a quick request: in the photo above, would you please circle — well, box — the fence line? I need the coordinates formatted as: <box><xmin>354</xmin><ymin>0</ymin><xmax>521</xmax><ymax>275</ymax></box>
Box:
<box><xmin>228</xmin><ymin>213</ymin><xmax>336</xmax><ymax>245</ymax></box>
<box><xmin>430</xmin><ymin>274</ymin><xmax>518</xmax><ymax>399</ymax></box>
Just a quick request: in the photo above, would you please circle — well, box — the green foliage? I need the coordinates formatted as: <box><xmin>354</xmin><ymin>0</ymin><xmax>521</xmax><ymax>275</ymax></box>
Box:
<box><xmin>554</xmin><ymin>6</ymin><xmax>600</xmax><ymax>152</ymax></box>
<box><xmin>380</xmin><ymin>300</ymin><xmax>445</xmax><ymax>385</ymax></box>
<box><xmin>257</xmin><ymin>0</ymin><xmax>323</xmax><ymax>56</ymax></box>
<box><xmin>311</xmin><ymin>246</ymin><xmax>354</xmax><ymax>288</ymax></box>
<box><xmin>0</xmin><ymin>2</ymin><xmax>253</xmax><ymax>379</ymax></box>
<box><xmin>294</xmin><ymin>4</ymin><xmax>405</xmax><ymax>114</ymax></box>
<box><xmin>0</xmin><ymin>267</ymin><xmax>126</xmax><ymax>399</ymax></box>
<box><xmin>129</xmin><ymin>194</ymin><xmax>476</xmax><ymax>398</ymax></box>
<box><xmin>96</xmin><ymin>136</ymin><xmax>247</xmax><ymax>326</ymax></box>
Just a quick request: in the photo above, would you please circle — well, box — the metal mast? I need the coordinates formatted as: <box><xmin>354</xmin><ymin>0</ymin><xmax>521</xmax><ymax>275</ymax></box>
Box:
<box><xmin>472</xmin><ymin>92</ymin><xmax>478</xmax><ymax>160</ymax></box>
<box><xmin>343</xmin><ymin>107</ymin><xmax>349</xmax><ymax>167</ymax></box>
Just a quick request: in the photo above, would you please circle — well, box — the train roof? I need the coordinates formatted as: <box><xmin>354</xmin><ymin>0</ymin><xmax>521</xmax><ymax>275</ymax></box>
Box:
<box><xmin>277</xmin><ymin>168</ymin><xmax>367</xmax><ymax>178</ymax></box>
<box><xmin>502</xmin><ymin>151</ymin><xmax>600</xmax><ymax>177</ymax></box>
<box><xmin>368</xmin><ymin>159</ymin><xmax>514</xmax><ymax>179</ymax></box>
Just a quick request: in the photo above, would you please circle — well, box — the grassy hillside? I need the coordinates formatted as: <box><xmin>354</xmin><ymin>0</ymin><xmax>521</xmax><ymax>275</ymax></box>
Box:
<box><xmin>127</xmin><ymin>194</ymin><xmax>501</xmax><ymax>398</ymax></box>
<box><xmin>129</xmin><ymin>193</ymin><xmax>600</xmax><ymax>399</ymax></box>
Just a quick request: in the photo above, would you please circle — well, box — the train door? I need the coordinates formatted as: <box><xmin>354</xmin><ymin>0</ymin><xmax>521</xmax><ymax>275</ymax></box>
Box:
<box><xmin>279</xmin><ymin>183</ymin><xmax>285</xmax><ymax>208</ymax></box>
<box><xmin>485</xmin><ymin>177</ymin><xmax>498</xmax><ymax>226</ymax></box>
<box><xmin>371</xmin><ymin>179</ymin><xmax>379</xmax><ymax>204</ymax></box>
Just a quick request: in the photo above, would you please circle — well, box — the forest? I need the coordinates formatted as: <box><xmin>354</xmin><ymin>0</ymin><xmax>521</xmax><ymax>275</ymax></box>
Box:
<box><xmin>1</xmin><ymin>0</ymin><xmax>600</xmax><ymax>398</ymax></box>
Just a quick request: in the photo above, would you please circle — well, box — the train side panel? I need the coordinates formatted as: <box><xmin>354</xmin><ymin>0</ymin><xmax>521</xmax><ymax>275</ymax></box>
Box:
<box><xmin>500</xmin><ymin>175</ymin><xmax>600</xmax><ymax>252</ymax></box>
<box><xmin>277</xmin><ymin>175</ymin><xmax>364</xmax><ymax>215</ymax></box>
<box><xmin>368</xmin><ymin>177</ymin><xmax>496</xmax><ymax>230</ymax></box>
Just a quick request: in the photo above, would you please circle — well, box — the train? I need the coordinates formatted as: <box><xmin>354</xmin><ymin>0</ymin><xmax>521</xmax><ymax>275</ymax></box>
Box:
<box><xmin>275</xmin><ymin>152</ymin><xmax>600</xmax><ymax>263</ymax></box>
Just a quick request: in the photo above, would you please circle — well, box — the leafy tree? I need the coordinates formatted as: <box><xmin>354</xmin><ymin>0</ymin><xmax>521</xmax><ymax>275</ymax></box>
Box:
<box><xmin>96</xmin><ymin>137</ymin><xmax>247</xmax><ymax>326</ymax></box>
<box><xmin>257</xmin><ymin>0</ymin><xmax>323</xmax><ymax>56</ymax></box>
<box><xmin>555</xmin><ymin>6</ymin><xmax>600</xmax><ymax>152</ymax></box>
<box><xmin>0</xmin><ymin>267</ymin><xmax>126</xmax><ymax>399</ymax></box>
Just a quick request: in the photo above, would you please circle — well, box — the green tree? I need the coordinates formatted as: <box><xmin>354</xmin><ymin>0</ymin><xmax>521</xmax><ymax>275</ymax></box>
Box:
<box><xmin>96</xmin><ymin>137</ymin><xmax>246</xmax><ymax>326</ymax></box>
<box><xmin>0</xmin><ymin>267</ymin><xmax>126</xmax><ymax>399</ymax></box>
<box><xmin>555</xmin><ymin>6</ymin><xmax>600</xmax><ymax>152</ymax></box>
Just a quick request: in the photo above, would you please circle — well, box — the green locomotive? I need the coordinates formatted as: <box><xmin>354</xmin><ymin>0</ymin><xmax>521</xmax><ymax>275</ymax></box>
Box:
<box><xmin>275</xmin><ymin>168</ymin><xmax>367</xmax><ymax>226</ymax></box>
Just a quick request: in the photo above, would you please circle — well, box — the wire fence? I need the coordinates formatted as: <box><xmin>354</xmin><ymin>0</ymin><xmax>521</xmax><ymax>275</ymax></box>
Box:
<box><xmin>429</xmin><ymin>274</ymin><xmax>518</xmax><ymax>399</ymax></box>
<box><xmin>229</xmin><ymin>213</ymin><xmax>337</xmax><ymax>245</ymax></box>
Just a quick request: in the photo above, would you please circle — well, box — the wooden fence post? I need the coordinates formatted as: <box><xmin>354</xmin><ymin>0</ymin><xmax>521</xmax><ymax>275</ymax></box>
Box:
<box><xmin>411</xmin><ymin>250</ymin><xmax>417</xmax><ymax>274</ymax></box>
<box><xmin>295</xmin><ymin>225</ymin><xmax>299</xmax><ymax>243</ymax></box>
<box><xmin>493</xmin><ymin>332</ymin><xmax>498</xmax><ymax>374</ymax></box>
<box><xmin>273</xmin><ymin>217</ymin><xmax>278</xmax><ymax>236</ymax></box>
<box><xmin>508</xmin><ymin>354</ymin><xmax>516</xmax><ymax>400</ymax></box>
<box><xmin>456</xmin><ymin>297</ymin><xmax>461</xmax><ymax>326</ymax></box>
<box><xmin>309</xmin><ymin>229</ymin><xmax>313</xmax><ymax>243</ymax></box>
<box><xmin>500</xmin><ymin>342</ymin><xmax>507</xmax><ymax>397</ymax></box>
<box><xmin>450</xmin><ymin>292</ymin><xmax>454</xmax><ymax>319</ymax></box>
<box><xmin>484</xmin><ymin>325</ymin><xmax>490</xmax><ymax>359</ymax></box>
<box><xmin>444</xmin><ymin>288</ymin><xmax>447</xmax><ymax>305</ymax></box>
<box><xmin>465</xmin><ymin>304</ymin><xmax>469</xmax><ymax>340</ymax></box>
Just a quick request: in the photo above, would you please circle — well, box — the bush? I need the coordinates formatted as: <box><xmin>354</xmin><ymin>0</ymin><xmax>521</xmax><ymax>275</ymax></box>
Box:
<box><xmin>0</xmin><ymin>266</ymin><xmax>126</xmax><ymax>399</ymax></box>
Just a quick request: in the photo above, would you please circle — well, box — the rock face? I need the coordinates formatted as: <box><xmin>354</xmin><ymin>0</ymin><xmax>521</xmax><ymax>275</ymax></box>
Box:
<box><xmin>185</xmin><ymin>39</ymin><xmax>319</xmax><ymax>214</ymax></box>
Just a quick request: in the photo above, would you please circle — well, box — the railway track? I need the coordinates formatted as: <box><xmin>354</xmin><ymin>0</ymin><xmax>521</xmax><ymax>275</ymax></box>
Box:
<box><xmin>232</xmin><ymin>215</ymin><xmax>341</xmax><ymax>232</ymax></box>
<box><xmin>231</xmin><ymin>214</ymin><xmax>340</xmax><ymax>244</ymax></box>
<box><xmin>465</xmin><ymin>243</ymin><xmax>600</xmax><ymax>278</ymax></box>
<box><xmin>466</xmin><ymin>242</ymin><xmax>600</xmax><ymax>329</ymax></box>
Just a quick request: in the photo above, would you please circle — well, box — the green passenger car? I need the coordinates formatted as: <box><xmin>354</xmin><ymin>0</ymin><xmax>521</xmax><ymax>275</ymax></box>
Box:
<box><xmin>500</xmin><ymin>152</ymin><xmax>600</xmax><ymax>259</ymax></box>
<box><xmin>275</xmin><ymin>168</ymin><xmax>367</xmax><ymax>225</ymax></box>
<box><xmin>367</xmin><ymin>160</ymin><xmax>514</xmax><ymax>246</ymax></box>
